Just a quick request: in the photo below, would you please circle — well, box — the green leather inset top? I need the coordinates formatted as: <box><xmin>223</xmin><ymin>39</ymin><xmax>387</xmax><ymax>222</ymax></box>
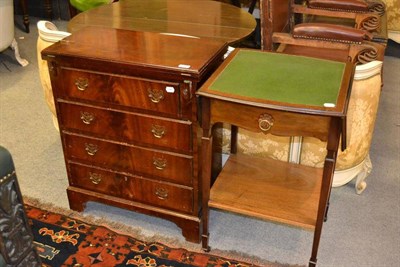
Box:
<box><xmin>209</xmin><ymin>50</ymin><xmax>346</xmax><ymax>107</ymax></box>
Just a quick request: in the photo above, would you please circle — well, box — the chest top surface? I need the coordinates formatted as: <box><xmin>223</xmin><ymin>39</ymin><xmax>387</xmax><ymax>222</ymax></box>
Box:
<box><xmin>198</xmin><ymin>49</ymin><xmax>354</xmax><ymax>116</ymax></box>
<box><xmin>42</xmin><ymin>26</ymin><xmax>227</xmax><ymax>77</ymax></box>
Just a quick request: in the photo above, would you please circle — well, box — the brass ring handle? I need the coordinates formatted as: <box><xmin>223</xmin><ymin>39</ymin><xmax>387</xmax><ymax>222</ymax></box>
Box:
<box><xmin>148</xmin><ymin>88</ymin><xmax>164</xmax><ymax>103</ymax></box>
<box><xmin>151</xmin><ymin>125</ymin><xmax>166</xmax><ymax>138</ymax></box>
<box><xmin>75</xmin><ymin>78</ymin><xmax>89</xmax><ymax>91</ymax></box>
<box><xmin>258</xmin><ymin>114</ymin><xmax>274</xmax><ymax>132</ymax></box>
<box><xmin>153</xmin><ymin>157</ymin><xmax>167</xmax><ymax>170</ymax></box>
<box><xmin>85</xmin><ymin>143</ymin><xmax>99</xmax><ymax>156</ymax></box>
<box><xmin>89</xmin><ymin>172</ymin><xmax>102</xmax><ymax>185</ymax></box>
<box><xmin>80</xmin><ymin>111</ymin><xmax>95</xmax><ymax>125</ymax></box>
<box><xmin>155</xmin><ymin>187</ymin><xmax>168</xmax><ymax>200</ymax></box>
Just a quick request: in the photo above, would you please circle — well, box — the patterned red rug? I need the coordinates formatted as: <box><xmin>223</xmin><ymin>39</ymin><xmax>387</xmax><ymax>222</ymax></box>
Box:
<box><xmin>25</xmin><ymin>204</ymin><xmax>274</xmax><ymax>267</ymax></box>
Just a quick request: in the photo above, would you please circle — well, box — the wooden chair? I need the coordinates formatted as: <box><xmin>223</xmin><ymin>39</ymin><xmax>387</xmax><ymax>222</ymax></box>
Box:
<box><xmin>291</xmin><ymin>0</ymin><xmax>387</xmax><ymax>43</ymax></box>
<box><xmin>260</xmin><ymin>0</ymin><xmax>386</xmax><ymax>51</ymax></box>
<box><xmin>18</xmin><ymin>0</ymin><xmax>53</xmax><ymax>33</ymax></box>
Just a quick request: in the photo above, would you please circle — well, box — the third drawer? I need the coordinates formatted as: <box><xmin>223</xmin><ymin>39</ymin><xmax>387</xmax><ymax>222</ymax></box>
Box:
<box><xmin>63</xmin><ymin>133</ymin><xmax>193</xmax><ymax>186</ymax></box>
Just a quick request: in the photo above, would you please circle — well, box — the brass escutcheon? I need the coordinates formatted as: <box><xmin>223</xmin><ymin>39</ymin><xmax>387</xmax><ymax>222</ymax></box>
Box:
<box><xmin>89</xmin><ymin>172</ymin><xmax>102</xmax><ymax>185</ymax></box>
<box><xmin>151</xmin><ymin>124</ymin><xmax>166</xmax><ymax>138</ymax></box>
<box><xmin>85</xmin><ymin>143</ymin><xmax>98</xmax><ymax>156</ymax></box>
<box><xmin>155</xmin><ymin>187</ymin><xmax>168</xmax><ymax>200</ymax></box>
<box><xmin>148</xmin><ymin>88</ymin><xmax>164</xmax><ymax>103</ymax></box>
<box><xmin>75</xmin><ymin>77</ymin><xmax>89</xmax><ymax>91</ymax></box>
<box><xmin>80</xmin><ymin>111</ymin><xmax>95</xmax><ymax>125</ymax></box>
<box><xmin>153</xmin><ymin>157</ymin><xmax>167</xmax><ymax>170</ymax></box>
<box><xmin>258</xmin><ymin>114</ymin><xmax>274</xmax><ymax>132</ymax></box>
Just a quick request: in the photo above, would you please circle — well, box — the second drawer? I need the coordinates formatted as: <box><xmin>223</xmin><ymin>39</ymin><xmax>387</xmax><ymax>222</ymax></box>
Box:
<box><xmin>58</xmin><ymin>101</ymin><xmax>192</xmax><ymax>153</ymax></box>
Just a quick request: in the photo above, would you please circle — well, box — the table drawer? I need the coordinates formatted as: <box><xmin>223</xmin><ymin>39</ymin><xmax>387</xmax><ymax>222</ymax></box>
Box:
<box><xmin>58</xmin><ymin>102</ymin><xmax>192</xmax><ymax>153</ymax></box>
<box><xmin>60</xmin><ymin>69</ymin><xmax>181</xmax><ymax>117</ymax></box>
<box><xmin>68</xmin><ymin>163</ymin><xmax>193</xmax><ymax>213</ymax></box>
<box><xmin>63</xmin><ymin>134</ymin><xmax>193</xmax><ymax>186</ymax></box>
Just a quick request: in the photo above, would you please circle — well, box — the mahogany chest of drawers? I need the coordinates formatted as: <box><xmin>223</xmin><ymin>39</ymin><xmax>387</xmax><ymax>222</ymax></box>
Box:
<box><xmin>42</xmin><ymin>27</ymin><xmax>227</xmax><ymax>243</ymax></box>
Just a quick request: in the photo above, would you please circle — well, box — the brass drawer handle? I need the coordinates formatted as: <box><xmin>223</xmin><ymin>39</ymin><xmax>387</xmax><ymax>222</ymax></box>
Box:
<box><xmin>258</xmin><ymin>114</ymin><xmax>274</xmax><ymax>132</ymax></box>
<box><xmin>151</xmin><ymin>124</ymin><xmax>166</xmax><ymax>138</ymax></box>
<box><xmin>80</xmin><ymin>111</ymin><xmax>95</xmax><ymax>125</ymax></box>
<box><xmin>153</xmin><ymin>157</ymin><xmax>167</xmax><ymax>170</ymax></box>
<box><xmin>75</xmin><ymin>77</ymin><xmax>89</xmax><ymax>91</ymax></box>
<box><xmin>85</xmin><ymin>143</ymin><xmax>98</xmax><ymax>156</ymax></box>
<box><xmin>89</xmin><ymin>172</ymin><xmax>102</xmax><ymax>185</ymax></box>
<box><xmin>148</xmin><ymin>88</ymin><xmax>164</xmax><ymax>103</ymax></box>
<box><xmin>155</xmin><ymin>187</ymin><xmax>168</xmax><ymax>200</ymax></box>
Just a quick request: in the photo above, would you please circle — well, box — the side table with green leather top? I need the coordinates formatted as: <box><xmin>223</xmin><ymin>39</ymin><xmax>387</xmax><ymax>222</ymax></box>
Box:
<box><xmin>197</xmin><ymin>49</ymin><xmax>354</xmax><ymax>267</ymax></box>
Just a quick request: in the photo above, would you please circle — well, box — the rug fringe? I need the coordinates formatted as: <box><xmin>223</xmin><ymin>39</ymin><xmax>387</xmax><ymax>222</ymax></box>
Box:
<box><xmin>22</xmin><ymin>195</ymin><xmax>302</xmax><ymax>267</ymax></box>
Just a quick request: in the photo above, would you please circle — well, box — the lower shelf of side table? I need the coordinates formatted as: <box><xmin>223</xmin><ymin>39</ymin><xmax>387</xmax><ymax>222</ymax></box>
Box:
<box><xmin>209</xmin><ymin>154</ymin><xmax>323</xmax><ymax>229</ymax></box>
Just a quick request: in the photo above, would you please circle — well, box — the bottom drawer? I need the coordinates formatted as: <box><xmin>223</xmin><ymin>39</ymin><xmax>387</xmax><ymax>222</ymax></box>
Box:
<box><xmin>68</xmin><ymin>163</ymin><xmax>194</xmax><ymax>213</ymax></box>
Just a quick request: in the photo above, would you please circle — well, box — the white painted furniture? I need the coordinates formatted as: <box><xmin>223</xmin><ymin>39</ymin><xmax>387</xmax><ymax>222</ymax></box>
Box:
<box><xmin>0</xmin><ymin>0</ymin><xmax>28</xmax><ymax>66</ymax></box>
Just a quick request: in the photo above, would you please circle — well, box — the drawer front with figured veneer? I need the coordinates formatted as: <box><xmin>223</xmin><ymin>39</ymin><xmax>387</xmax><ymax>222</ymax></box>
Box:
<box><xmin>68</xmin><ymin>163</ymin><xmax>193</xmax><ymax>213</ymax></box>
<box><xmin>58</xmin><ymin>102</ymin><xmax>192</xmax><ymax>153</ymax></box>
<box><xmin>60</xmin><ymin>69</ymin><xmax>181</xmax><ymax>117</ymax></box>
<box><xmin>64</xmin><ymin>134</ymin><xmax>193</xmax><ymax>186</ymax></box>
<box><xmin>122</xmin><ymin>176</ymin><xmax>193</xmax><ymax>214</ymax></box>
<box><xmin>68</xmin><ymin>163</ymin><xmax>123</xmax><ymax>197</ymax></box>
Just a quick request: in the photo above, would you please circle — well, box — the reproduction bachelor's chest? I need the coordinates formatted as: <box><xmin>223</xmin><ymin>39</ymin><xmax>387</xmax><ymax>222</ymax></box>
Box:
<box><xmin>42</xmin><ymin>26</ymin><xmax>227</xmax><ymax>242</ymax></box>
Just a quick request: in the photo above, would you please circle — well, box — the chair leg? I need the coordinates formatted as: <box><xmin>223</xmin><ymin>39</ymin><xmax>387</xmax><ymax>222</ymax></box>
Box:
<box><xmin>19</xmin><ymin>0</ymin><xmax>29</xmax><ymax>33</ymax></box>
<box><xmin>44</xmin><ymin>0</ymin><xmax>53</xmax><ymax>20</ymax></box>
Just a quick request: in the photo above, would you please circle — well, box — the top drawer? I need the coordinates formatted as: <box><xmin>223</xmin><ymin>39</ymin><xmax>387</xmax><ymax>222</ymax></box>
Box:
<box><xmin>58</xmin><ymin>69</ymin><xmax>182</xmax><ymax>117</ymax></box>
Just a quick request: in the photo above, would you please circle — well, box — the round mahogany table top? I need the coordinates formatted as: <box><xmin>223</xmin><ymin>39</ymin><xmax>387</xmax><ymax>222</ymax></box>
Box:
<box><xmin>68</xmin><ymin>0</ymin><xmax>256</xmax><ymax>45</ymax></box>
